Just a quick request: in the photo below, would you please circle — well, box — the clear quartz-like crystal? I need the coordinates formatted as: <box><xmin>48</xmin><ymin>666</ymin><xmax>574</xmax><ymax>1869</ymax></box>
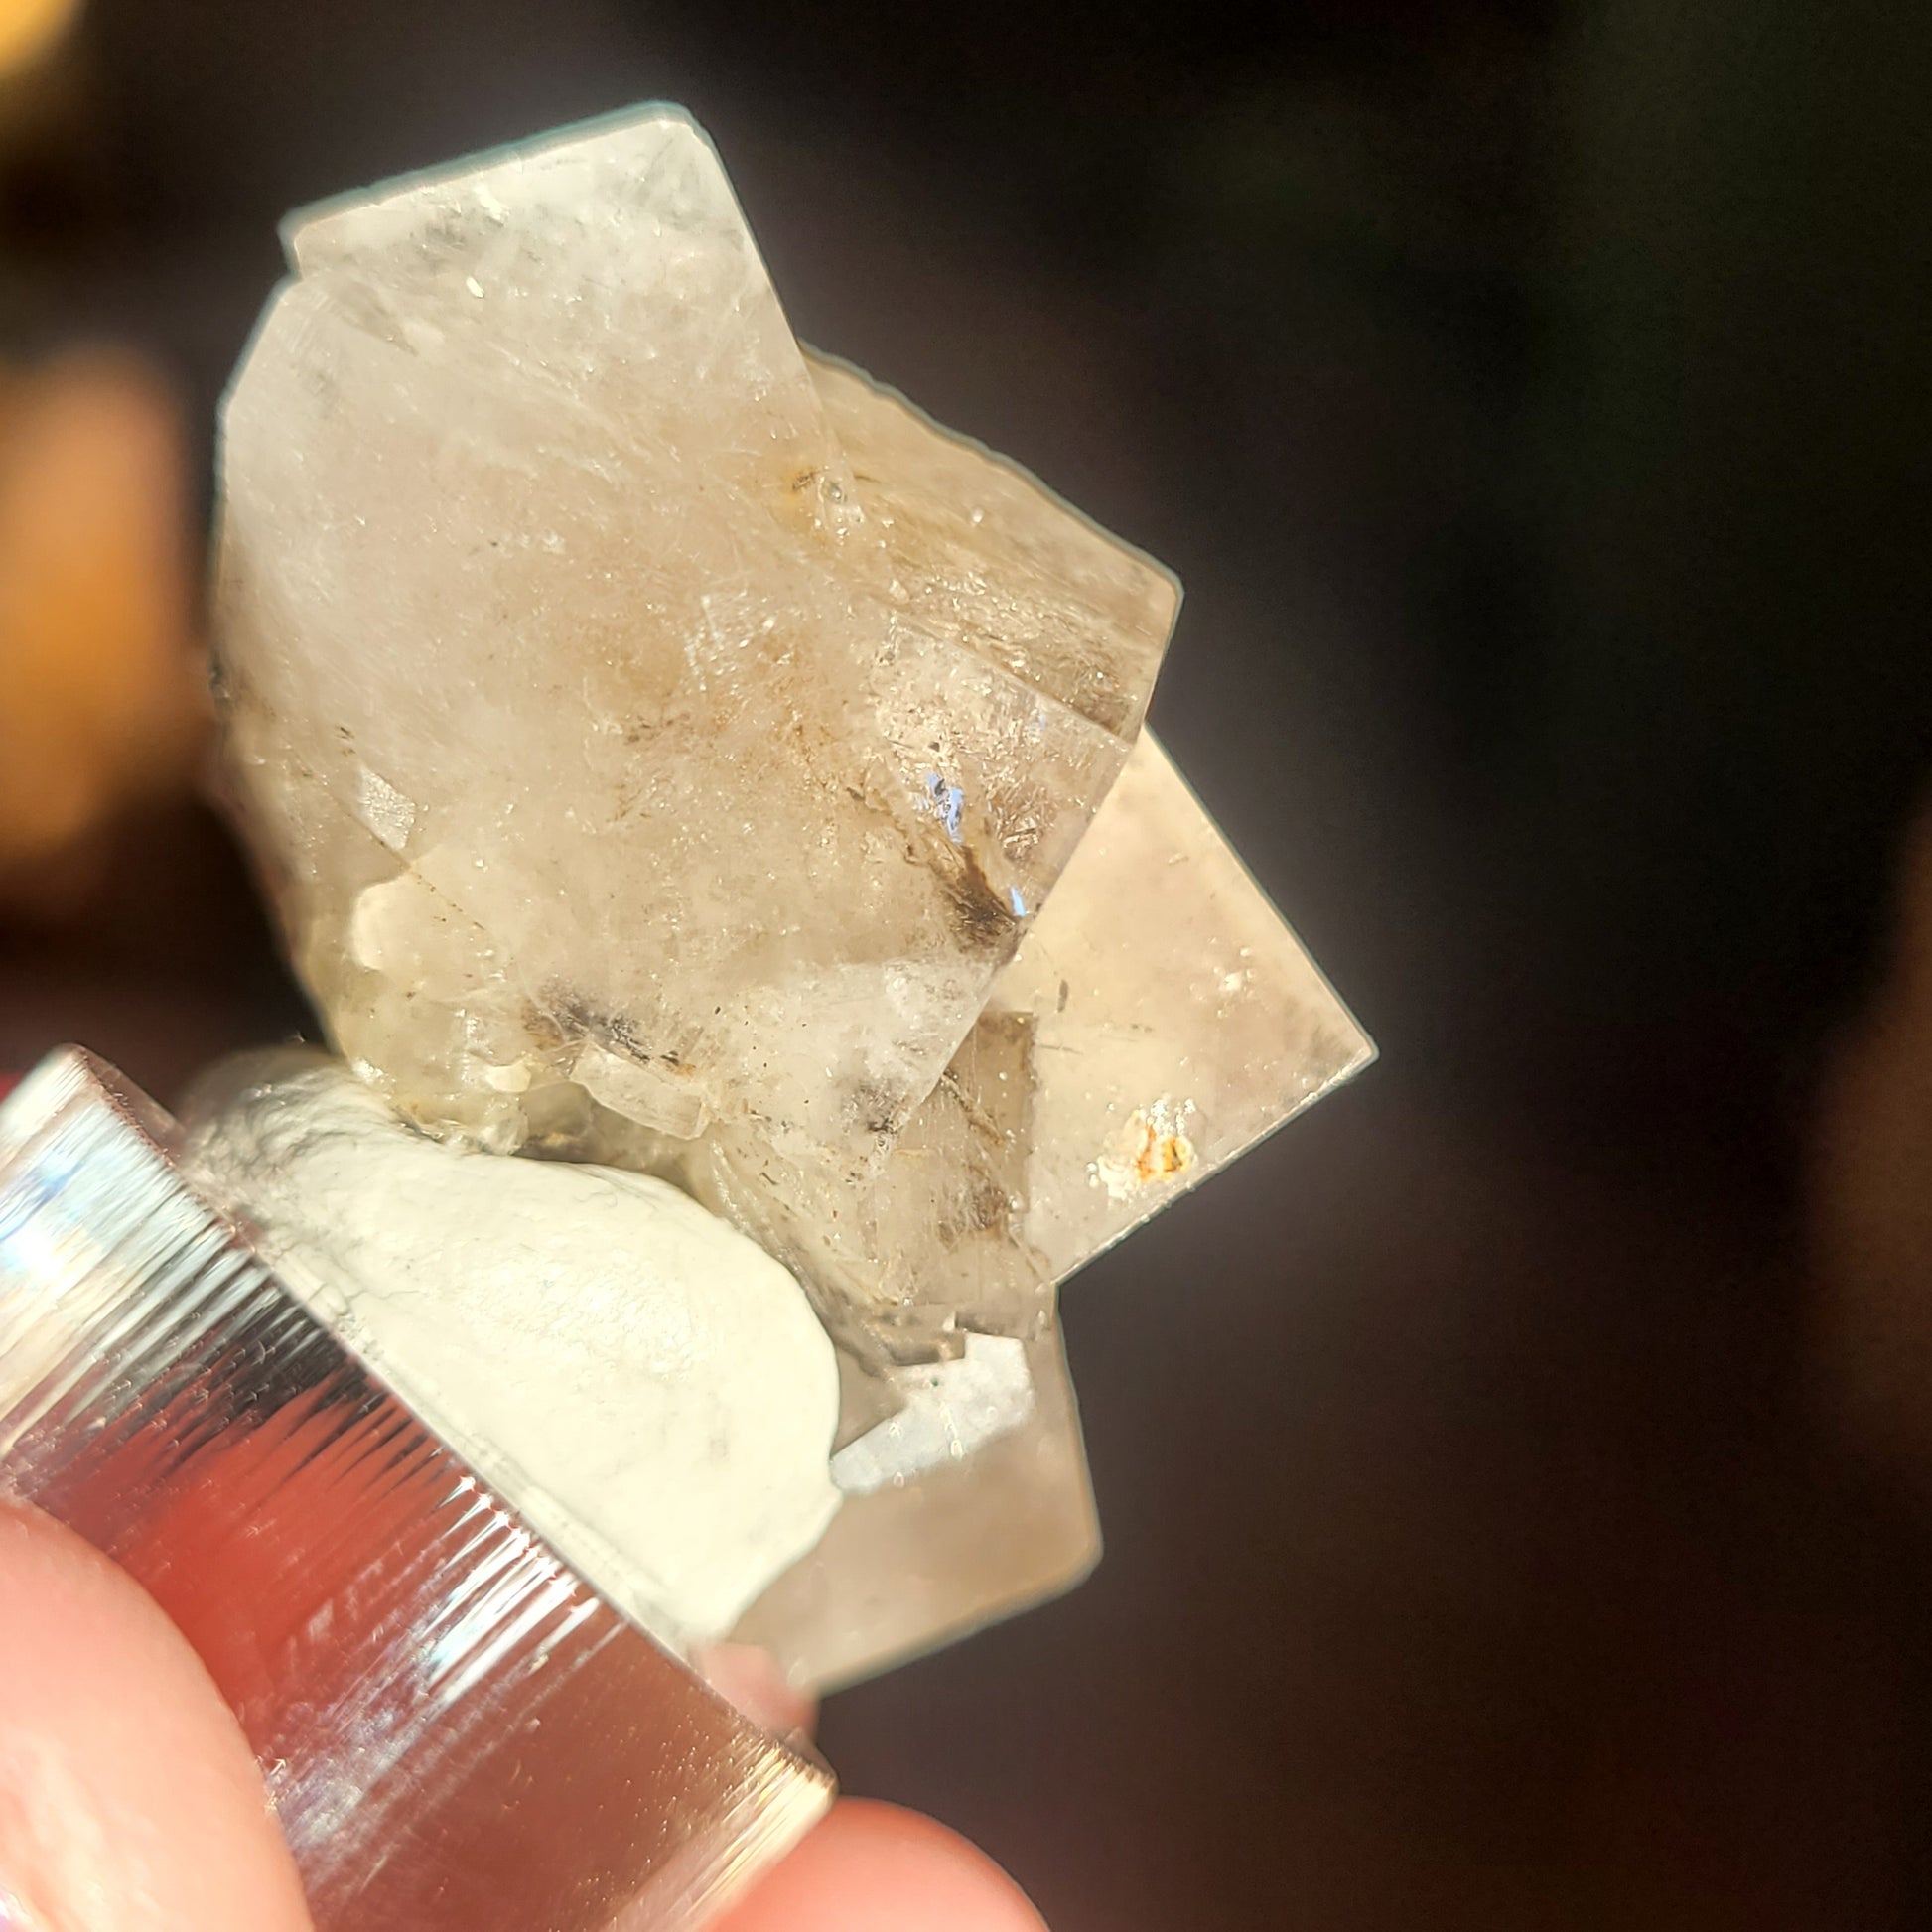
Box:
<box><xmin>211</xmin><ymin>105</ymin><xmax>1373</xmax><ymax>1688</ymax></box>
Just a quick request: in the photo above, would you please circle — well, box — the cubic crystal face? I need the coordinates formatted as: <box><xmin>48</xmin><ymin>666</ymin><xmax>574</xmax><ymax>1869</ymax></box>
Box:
<box><xmin>737</xmin><ymin>1331</ymin><xmax>1098</xmax><ymax>1691</ymax></box>
<box><xmin>213</xmin><ymin>105</ymin><xmax>1373</xmax><ymax>1689</ymax></box>
<box><xmin>988</xmin><ymin>729</ymin><xmax>1373</xmax><ymax>1280</ymax></box>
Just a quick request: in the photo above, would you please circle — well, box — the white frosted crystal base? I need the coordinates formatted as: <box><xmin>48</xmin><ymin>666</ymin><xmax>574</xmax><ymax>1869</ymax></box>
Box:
<box><xmin>176</xmin><ymin>1052</ymin><xmax>844</xmax><ymax>1652</ymax></box>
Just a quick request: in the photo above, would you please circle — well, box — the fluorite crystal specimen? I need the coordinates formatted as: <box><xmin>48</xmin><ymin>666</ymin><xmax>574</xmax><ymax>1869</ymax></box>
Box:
<box><xmin>733</xmin><ymin>732</ymin><xmax>1375</xmax><ymax>1685</ymax></box>
<box><xmin>212</xmin><ymin>106</ymin><xmax>1373</xmax><ymax>1685</ymax></box>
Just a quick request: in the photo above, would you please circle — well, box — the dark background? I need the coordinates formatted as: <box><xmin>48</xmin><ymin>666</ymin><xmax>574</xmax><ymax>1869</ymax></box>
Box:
<box><xmin>4</xmin><ymin>3</ymin><xmax>1930</xmax><ymax>1926</ymax></box>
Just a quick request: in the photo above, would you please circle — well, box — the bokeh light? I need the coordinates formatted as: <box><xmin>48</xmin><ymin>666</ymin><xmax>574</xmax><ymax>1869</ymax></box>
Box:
<box><xmin>0</xmin><ymin>0</ymin><xmax>79</xmax><ymax>79</ymax></box>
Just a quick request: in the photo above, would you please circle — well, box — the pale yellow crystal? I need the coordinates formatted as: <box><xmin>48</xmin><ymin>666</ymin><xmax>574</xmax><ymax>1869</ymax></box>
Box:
<box><xmin>991</xmin><ymin>729</ymin><xmax>1374</xmax><ymax>1277</ymax></box>
<box><xmin>729</xmin><ymin>735</ymin><xmax>1371</xmax><ymax>1687</ymax></box>
<box><xmin>672</xmin><ymin>727</ymin><xmax>1372</xmax><ymax>1369</ymax></box>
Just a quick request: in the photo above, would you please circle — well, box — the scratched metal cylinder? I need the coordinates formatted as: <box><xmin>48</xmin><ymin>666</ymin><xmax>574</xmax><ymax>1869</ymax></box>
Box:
<box><xmin>0</xmin><ymin>1048</ymin><xmax>832</xmax><ymax>1932</ymax></box>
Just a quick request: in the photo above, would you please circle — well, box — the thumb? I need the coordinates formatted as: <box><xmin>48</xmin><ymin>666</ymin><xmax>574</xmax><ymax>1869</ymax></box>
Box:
<box><xmin>0</xmin><ymin>1504</ymin><xmax>312</xmax><ymax>1931</ymax></box>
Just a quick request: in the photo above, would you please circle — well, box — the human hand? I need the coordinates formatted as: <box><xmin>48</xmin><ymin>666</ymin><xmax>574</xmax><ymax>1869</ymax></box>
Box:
<box><xmin>0</xmin><ymin>1506</ymin><xmax>1045</xmax><ymax>1932</ymax></box>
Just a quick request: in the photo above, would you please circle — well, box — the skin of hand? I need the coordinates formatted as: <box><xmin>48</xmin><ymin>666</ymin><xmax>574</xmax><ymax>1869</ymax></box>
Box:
<box><xmin>0</xmin><ymin>1505</ymin><xmax>1046</xmax><ymax>1932</ymax></box>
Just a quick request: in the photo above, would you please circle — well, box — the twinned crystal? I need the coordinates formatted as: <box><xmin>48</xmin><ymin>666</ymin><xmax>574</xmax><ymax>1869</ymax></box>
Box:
<box><xmin>734</xmin><ymin>731</ymin><xmax>1374</xmax><ymax>1685</ymax></box>
<box><xmin>213</xmin><ymin>107</ymin><xmax>1372</xmax><ymax>1685</ymax></box>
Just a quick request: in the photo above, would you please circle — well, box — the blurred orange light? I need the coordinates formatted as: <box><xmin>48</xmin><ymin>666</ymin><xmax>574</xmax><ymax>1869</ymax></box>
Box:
<box><xmin>0</xmin><ymin>0</ymin><xmax>79</xmax><ymax>78</ymax></box>
<box><xmin>0</xmin><ymin>354</ymin><xmax>206</xmax><ymax>888</ymax></box>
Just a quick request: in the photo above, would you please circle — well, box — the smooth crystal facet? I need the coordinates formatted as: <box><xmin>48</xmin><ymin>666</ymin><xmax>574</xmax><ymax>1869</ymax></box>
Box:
<box><xmin>727</xmin><ymin>737</ymin><xmax>1371</xmax><ymax>1684</ymax></box>
<box><xmin>989</xmin><ymin>729</ymin><xmax>1373</xmax><ymax>1280</ymax></box>
<box><xmin>735</xmin><ymin>1329</ymin><xmax>1098</xmax><ymax>1690</ymax></box>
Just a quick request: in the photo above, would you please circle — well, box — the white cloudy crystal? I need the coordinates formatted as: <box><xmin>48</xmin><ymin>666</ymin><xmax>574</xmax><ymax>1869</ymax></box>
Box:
<box><xmin>178</xmin><ymin>1053</ymin><xmax>842</xmax><ymax>1650</ymax></box>
<box><xmin>830</xmin><ymin>1333</ymin><xmax>1035</xmax><ymax>1498</ymax></box>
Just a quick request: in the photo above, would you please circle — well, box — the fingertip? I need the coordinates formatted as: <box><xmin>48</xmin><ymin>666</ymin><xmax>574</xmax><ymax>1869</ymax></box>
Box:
<box><xmin>714</xmin><ymin>1796</ymin><xmax>1047</xmax><ymax>1932</ymax></box>
<box><xmin>0</xmin><ymin>1504</ymin><xmax>312</xmax><ymax>1930</ymax></box>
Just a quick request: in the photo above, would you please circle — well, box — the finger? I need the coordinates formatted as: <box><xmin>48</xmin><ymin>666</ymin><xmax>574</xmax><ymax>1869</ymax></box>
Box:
<box><xmin>713</xmin><ymin>1796</ymin><xmax>1049</xmax><ymax>1932</ymax></box>
<box><xmin>692</xmin><ymin>1641</ymin><xmax>820</xmax><ymax>1739</ymax></box>
<box><xmin>0</xmin><ymin>1504</ymin><xmax>313</xmax><ymax>1931</ymax></box>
